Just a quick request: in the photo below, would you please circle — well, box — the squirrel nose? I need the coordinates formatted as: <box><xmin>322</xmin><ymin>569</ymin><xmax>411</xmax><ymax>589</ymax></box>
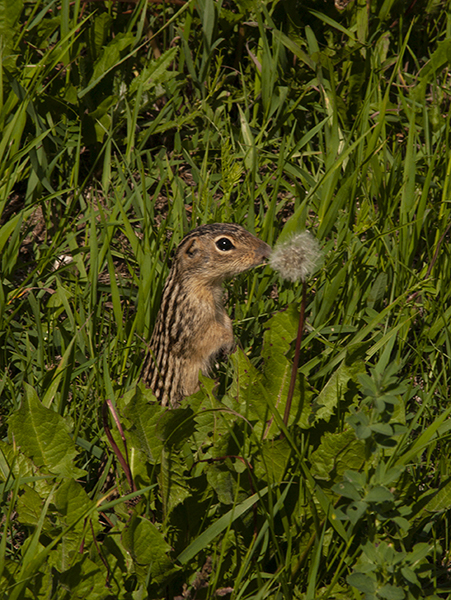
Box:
<box><xmin>259</xmin><ymin>242</ymin><xmax>272</xmax><ymax>261</ymax></box>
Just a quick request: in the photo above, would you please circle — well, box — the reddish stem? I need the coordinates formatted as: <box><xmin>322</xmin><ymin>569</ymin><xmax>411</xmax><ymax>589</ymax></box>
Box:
<box><xmin>282</xmin><ymin>280</ymin><xmax>307</xmax><ymax>432</ymax></box>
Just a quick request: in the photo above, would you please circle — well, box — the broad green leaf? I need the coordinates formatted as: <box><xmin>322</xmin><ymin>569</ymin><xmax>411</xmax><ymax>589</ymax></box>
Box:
<box><xmin>8</xmin><ymin>384</ymin><xmax>85</xmax><ymax>479</ymax></box>
<box><xmin>346</xmin><ymin>500</ymin><xmax>368</xmax><ymax>524</ymax></box>
<box><xmin>121</xmin><ymin>514</ymin><xmax>174</xmax><ymax>585</ymax></box>
<box><xmin>79</xmin><ymin>32</ymin><xmax>136</xmax><ymax>97</ymax></box>
<box><xmin>0</xmin><ymin>0</ymin><xmax>23</xmax><ymax>55</ymax></box>
<box><xmin>400</xmin><ymin>565</ymin><xmax>420</xmax><ymax>586</ymax></box>
<box><xmin>47</xmin><ymin>555</ymin><xmax>108</xmax><ymax>598</ymax></box>
<box><xmin>54</xmin><ymin>478</ymin><xmax>95</xmax><ymax>525</ymax></box>
<box><xmin>16</xmin><ymin>486</ymin><xmax>45</xmax><ymax>528</ymax></box>
<box><xmin>331</xmin><ymin>480</ymin><xmax>361</xmax><ymax>502</ymax></box>
<box><xmin>258</xmin><ymin>306</ymin><xmax>313</xmax><ymax>435</ymax></box>
<box><xmin>310</xmin><ymin>429</ymin><xmax>365</xmax><ymax>481</ymax></box>
<box><xmin>123</xmin><ymin>386</ymin><xmax>166</xmax><ymax>463</ymax></box>
<box><xmin>254</xmin><ymin>438</ymin><xmax>291</xmax><ymax>483</ymax></box>
<box><xmin>206</xmin><ymin>465</ymin><xmax>237</xmax><ymax>505</ymax></box>
<box><xmin>363</xmin><ymin>486</ymin><xmax>393</xmax><ymax>503</ymax></box>
<box><xmin>378</xmin><ymin>584</ymin><xmax>405</xmax><ymax>600</ymax></box>
<box><xmin>157</xmin><ymin>406</ymin><xmax>196</xmax><ymax>450</ymax></box>
<box><xmin>228</xmin><ymin>347</ymin><xmax>265</xmax><ymax>422</ymax></box>
<box><xmin>87</xmin><ymin>12</ymin><xmax>113</xmax><ymax>60</ymax></box>
<box><xmin>367</xmin><ymin>272</ymin><xmax>387</xmax><ymax>308</ymax></box>
<box><xmin>159</xmin><ymin>448</ymin><xmax>191</xmax><ymax>517</ymax></box>
<box><xmin>424</xmin><ymin>478</ymin><xmax>451</xmax><ymax>512</ymax></box>
<box><xmin>310</xmin><ymin>359</ymin><xmax>364</xmax><ymax>425</ymax></box>
<box><xmin>347</xmin><ymin>571</ymin><xmax>376</xmax><ymax>593</ymax></box>
<box><xmin>370</xmin><ymin>423</ymin><xmax>393</xmax><ymax>436</ymax></box>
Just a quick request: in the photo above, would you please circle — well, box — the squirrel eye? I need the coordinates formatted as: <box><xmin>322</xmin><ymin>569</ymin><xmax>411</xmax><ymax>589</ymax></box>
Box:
<box><xmin>215</xmin><ymin>237</ymin><xmax>235</xmax><ymax>252</ymax></box>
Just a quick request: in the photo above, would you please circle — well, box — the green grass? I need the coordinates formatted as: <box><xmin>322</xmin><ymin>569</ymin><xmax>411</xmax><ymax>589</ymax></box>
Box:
<box><xmin>1</xmin><ymin>0</ymin><xmax>451</xmax><ymax>598</ymax></box>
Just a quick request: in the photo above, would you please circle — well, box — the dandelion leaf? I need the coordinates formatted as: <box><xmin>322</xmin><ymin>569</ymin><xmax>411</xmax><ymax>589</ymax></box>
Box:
<box><xmin>121</xmin><ymin>513</ymin><xmax>175</xmax><ymax>585</ymax></box>
<box><xmin>8</xmin><ymin>384</ymin><xmax>86</xmax><ymax>478</ymax></box>
<box><xmin>310</xmin><ymin>358</ymin><xmax>365</xmax><ymax>426</ymax></box>
<box><xmin>261</xmin><ymin>306</ymin><xmax>313</xmax><ymax>434</ymax></box>
<box><xmin>159</xmin><ymin>449</ymin><xmax>191</xmax><ymax>517</ymax></box>
<box><xmin>206</xmin><ymin>464</ymin><xmax>237</xmax><ymax>505</ymax></box>
<box><xmin>424</xmin><ymin>478</ymin><xmax>451</xmax><ymax>512</ymax></box>
<box><xmin>123</xmin><ymin>386</ymin><xmax>166</xmax><ymax>463</ymax></box>
<box><xmin>254</xmin><ymin>438</ymin><xmax>291</xmax><ymax>483</ymax></box>
<box><xmin>310</xmin><ymin>429</ymin><xmax>365</xmax><ymax>481</ymax></box>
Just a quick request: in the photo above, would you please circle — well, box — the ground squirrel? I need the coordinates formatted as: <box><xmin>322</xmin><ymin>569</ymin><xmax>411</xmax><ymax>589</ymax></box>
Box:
<box><xmin>141</xmin><ymin>223</ymin><xmax>271</xmax><ymax>408</ymax></box>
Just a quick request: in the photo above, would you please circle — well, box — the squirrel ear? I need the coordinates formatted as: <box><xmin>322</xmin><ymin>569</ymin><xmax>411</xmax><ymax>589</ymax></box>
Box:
<box><xmin>183</xmin><ymin>238</ymin><xmax>199</xmax><ymax>258</ymax></box>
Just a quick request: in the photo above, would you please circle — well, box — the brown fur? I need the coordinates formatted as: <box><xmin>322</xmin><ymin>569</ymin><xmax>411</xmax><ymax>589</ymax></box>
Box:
<box><xmin>141</xmin><ymin>223</ymin><xmax>271</xmax><ymax>407</ymax></box>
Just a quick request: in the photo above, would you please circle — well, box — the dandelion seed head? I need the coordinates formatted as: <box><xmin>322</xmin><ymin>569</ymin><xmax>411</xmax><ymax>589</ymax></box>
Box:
<box><xmin>269</xmin><ymin>231</ymin><xmax>321</xmax><ymax>282</ymax></box>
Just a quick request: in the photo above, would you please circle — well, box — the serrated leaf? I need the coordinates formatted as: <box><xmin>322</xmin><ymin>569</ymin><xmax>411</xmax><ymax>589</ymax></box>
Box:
<box><xmin>8</xmin><ymin>384</ymin><xmax>86</xmax><ymax>478</ymax></box>
<box><xmin>0</xmin><ymin>0</ymin><xmax>23</xmax><ymax>54</ymax></box>
<box><xmin>228</xmin><ymin>348</ymin><xmax>265</xmax><ymax>422</ymax></box>
<box><xmin>16</xmin><ymin>486</ymin><xmax>44</xmax><ymax>527</ymax></box>
<box><xmin>206</xmin><ymin>465</ymin><xmax>236</xmax><ymax>504</ymax></box>
<box><xmin>259</xmin><ymin>306</ymin><xmax>313</xmax><ymax>434</ymax></box>
<box><xmin>159</xmin><ymin>449</ymin><xmax>191</xmax><ymax>517</ymax></box>
<box><xmin>157</xmin><ymin>407</ymin><xmax>196</xmax><ymax>450</ymax></box>
<box><xmin>310</xmin><ymin>429</ymin><xmax>365</xmax><ymax>480</ymax></box>
<box><xmin>311</xmin><ymin>360</ymin><xmax>365</xmax><ymax>425</ymax></box>
<box><xmin>424</xmin><ymin>478</ymin><xmax>451</xmax><ymax>512</ymax></box>
<box><xmin>254</xmin><ymin>438</ymin><xmax>291</xmax><ymax>483</ymax></box>
<box><xmin>50</xmin><ymin>479</ymin><xmax>99</xmax><ymax>572</ymax></box>
<box><xmin>123</xmin><ymin>386</ymin><xmax>165</xmax><ymax>462</ymax></box>
<box><xmin>122</xmin><ymin>514</ymin><xmax>174</xmax><ymax>584</ymax></box>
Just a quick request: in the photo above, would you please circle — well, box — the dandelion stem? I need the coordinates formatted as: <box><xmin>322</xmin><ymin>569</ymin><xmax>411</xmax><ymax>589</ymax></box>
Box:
<box><xmin>282</xmin><ymin>279</ymin><xmax>306</xmax><ymax>432</ymax></box>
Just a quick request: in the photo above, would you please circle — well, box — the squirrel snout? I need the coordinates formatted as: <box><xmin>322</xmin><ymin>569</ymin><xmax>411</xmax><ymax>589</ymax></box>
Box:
<box><xmin>258</xmin><ymin>241</ymin><xmax>272</xmax><ymax>262</ymax></box>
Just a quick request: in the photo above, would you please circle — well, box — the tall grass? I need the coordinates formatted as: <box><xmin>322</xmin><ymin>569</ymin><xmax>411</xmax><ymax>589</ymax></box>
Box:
<box><xmin>1</xmin><ymin>0</ymin><xmax>451</xmax><ymax>598</ymax></box>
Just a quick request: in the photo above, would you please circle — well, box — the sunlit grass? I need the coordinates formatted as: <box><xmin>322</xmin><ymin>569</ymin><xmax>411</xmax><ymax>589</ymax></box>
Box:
<box><xmin>1</xmin><ymin>0</ymin><xmax>451</xmax><ymax>598</ymax></box>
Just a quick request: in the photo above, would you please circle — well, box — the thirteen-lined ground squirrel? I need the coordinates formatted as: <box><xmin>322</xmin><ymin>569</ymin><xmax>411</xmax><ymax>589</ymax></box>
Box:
<box><xmin>141</xmin><ymin>223</ymin><xmax>271</xmax><ymax>408</ymax></box>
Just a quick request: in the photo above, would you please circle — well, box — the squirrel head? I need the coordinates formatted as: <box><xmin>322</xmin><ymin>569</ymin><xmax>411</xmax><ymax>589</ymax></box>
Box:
<box><xmin>173</xmin><ymin>223</ymin><xmax>271</xmax><ymax>285</ymax></box>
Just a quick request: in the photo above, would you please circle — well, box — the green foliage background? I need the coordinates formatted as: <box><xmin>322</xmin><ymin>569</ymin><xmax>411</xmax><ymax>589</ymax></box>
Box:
<box><xmin>1</xmin><ymin>0</ymin><xmax>451</xmax><ymax>598</ymax></box>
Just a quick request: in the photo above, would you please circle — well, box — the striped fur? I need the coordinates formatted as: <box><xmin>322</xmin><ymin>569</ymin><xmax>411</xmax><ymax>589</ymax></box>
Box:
<box><xmin>141</xmin><ymin>223</ymin><xmax>271</xmax><ymax>407</ymax></box>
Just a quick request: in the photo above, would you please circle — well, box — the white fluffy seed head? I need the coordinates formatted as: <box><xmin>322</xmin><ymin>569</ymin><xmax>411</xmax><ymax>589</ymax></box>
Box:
<box><xmin>269</xmin><ymin>231</ymin><xmax>321</xmax><ymax>282</ymax></box>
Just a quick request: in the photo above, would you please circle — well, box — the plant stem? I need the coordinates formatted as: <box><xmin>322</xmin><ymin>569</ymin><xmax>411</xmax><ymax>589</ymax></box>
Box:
<box><xmin>282</xmin><ymin>279</ymin><xmax>307</xmax><ymax>431</ymax></box>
